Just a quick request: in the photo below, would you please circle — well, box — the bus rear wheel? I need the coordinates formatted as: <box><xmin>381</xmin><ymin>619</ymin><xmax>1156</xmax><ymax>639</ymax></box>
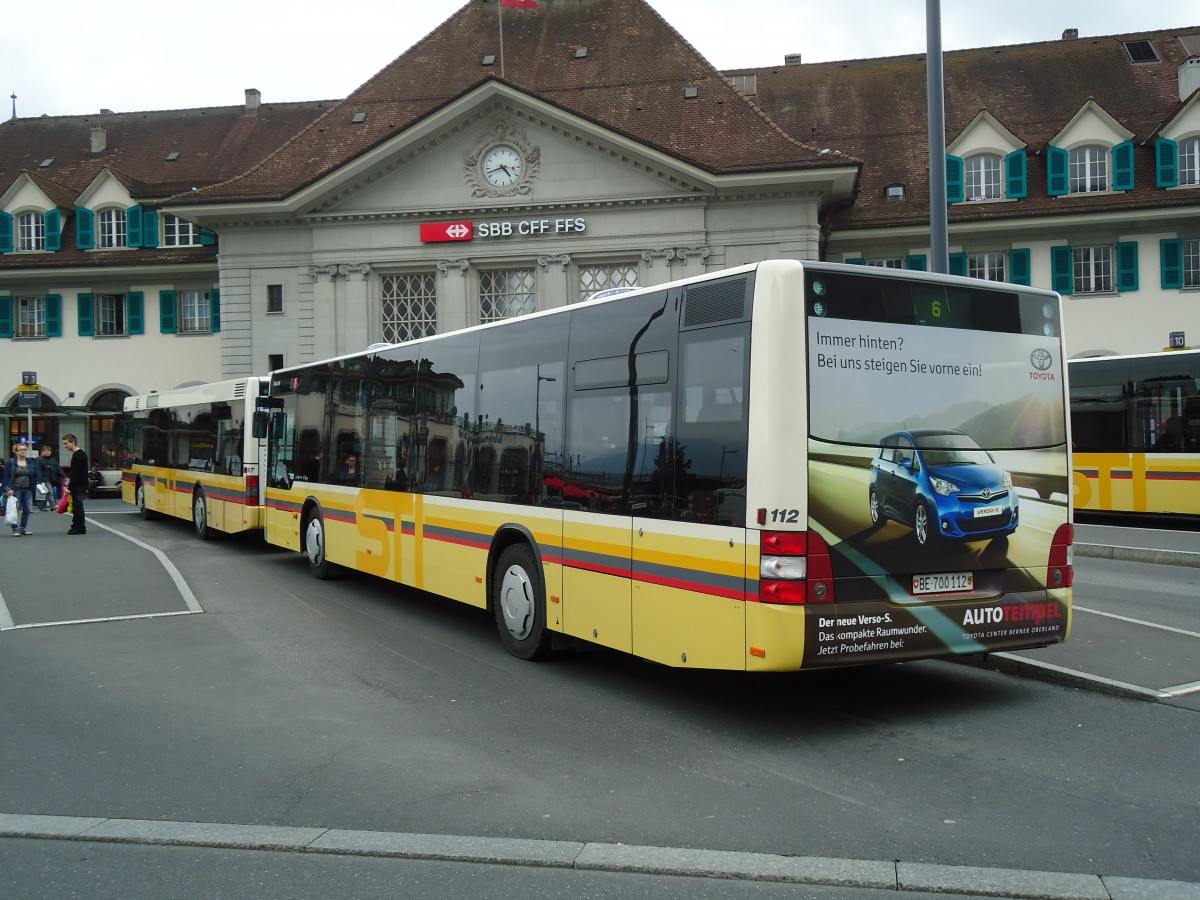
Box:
<box><xmin>137</xmin><ymin>481</ymin><xmax>158</xmax><ymax>520</ymax></box>
<box><xmin>493</xmin><ymin>544</ymin><xmax>551</xmax><ymax>661</ymax></box>
<box><xmin>193</xmin><ymin>488</ymin><xmax>213</xmax><ymax>540</ymax></box>
<box><xmin>305</xmin><ymin>511</ymin><xmax>334</xmax><ymax>580</ymax></box>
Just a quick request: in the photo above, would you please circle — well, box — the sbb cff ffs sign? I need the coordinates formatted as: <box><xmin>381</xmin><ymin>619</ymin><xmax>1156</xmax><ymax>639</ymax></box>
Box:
<box><xmin>420</xmin><ymin>221</ymin><xmax>473</xmax><ymax>243</ymax></box>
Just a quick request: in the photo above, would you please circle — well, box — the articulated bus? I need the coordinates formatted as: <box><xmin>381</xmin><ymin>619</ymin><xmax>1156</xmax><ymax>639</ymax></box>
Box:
<box><xmin>120</xmin><ymin>377</ymin><xmax>265</xmax><ymax>539</ymax></box>
<box><xmin>123</xmin><ymin>261</ymin><xmax>1074</xmax><ymax>671</ymax></box>
<box><xmin>1069</xmin><ymin>349</ymin><xmax>1200</xmax><ymax>518</ymax></box>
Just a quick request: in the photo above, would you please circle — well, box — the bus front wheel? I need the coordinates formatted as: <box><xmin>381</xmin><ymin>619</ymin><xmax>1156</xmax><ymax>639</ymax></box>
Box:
<box><xmin>305</xmin><ymin>511</ymin><xmax>334</xmax><ymax>580</ymax></box>
<box><xmin>493</xmin><ymin>544</ymin><xmax>552</xmax><ymax>661</ymax></box>
<box><xmin>137</xmin><ymin>481</ymin><xmax>158</xmax><ymax>520</ymax></box>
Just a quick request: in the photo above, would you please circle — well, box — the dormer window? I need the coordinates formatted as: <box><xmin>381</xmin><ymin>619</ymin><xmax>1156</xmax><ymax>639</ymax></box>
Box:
<box><xmin>1069</xmin><ymin>145</ymin><xmax>1108</xmax><ymax>193</ymax></box>
<box><xmin>964</xmin><ymin>153</ymin><xmax>1002</xmax><ymax>201</ymax></box>
<box><xmin>17</xmin><ymin>211</ymin><xmax>46</xmax><ymax>251</ymax></box>
<box><xmin>1181</xmin><ymin>137</ymin><xmax>1200</xmax><ymax>186</ymax></box>
<box><xmin>162</xmin><ymin>214</ymin><xmax>200</xmax><ymax>247</ymax></box>
<box><xmin>96</xmin><ymin>207</ymin><xmax>127</xmax><ymax>248</ymax></box>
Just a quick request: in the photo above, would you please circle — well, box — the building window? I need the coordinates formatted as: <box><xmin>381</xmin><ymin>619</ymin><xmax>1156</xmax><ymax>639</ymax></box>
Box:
<box><xmin>479</xmin><ymin>268</ymin><xmax>536</xmax><ymax>323</ymax></box>
<box><xmin>866</xmin><ymin>258</ymin><xmax>904</xmax><ymax>269</ymax></box>
<box><xmin>1069</xmin><ymin>146</ymin><xmax>1108</xmax><ymax>193</ymax></box>
<box><xmin>96</xmin><ymin>208</ymin><xmax>127</xmax><ymax>248</ymax></box>
<box><xmin>381</xmin><ymin>273</ymin><xmax>437</xmax><ymax>342</ymax></box>
<box><xmin>578</xmin><ymin>263</ymin><xmax>638</xmax><ymax>301</ymax></box>
<box><xmin>266</xmin><ymin>284</ymin><xmax>284</xmax><ymax>314</ymax></box>
<box><xmin>1074</xmin><ymin>246</ymin><xmax>1113</xmax><ymax>293</ymax></box>
<box><xmin>96</xmin><ymin>293</ymin><xmax>128</xmax><ymax>336</ymax></box>
<box><xmin>16</xmin><ymin>212</ymin><xmax>45</xmax><ymax>251</ymax></box>
<box><xmin>15</xmin><ymin>297</ymin><xmax>46</xmax><ymax>338</ymax></box>
<box><xmin>964</xmin><ymin>153</ymin><xmax>1002</xmax><ymax>201</ymax></box>
<box><xmin>162</xmin><ymin>214</ymin><xmax>200</xmax><ymax>247</ymax></box>
<box><xmin>1184</xmin><ymin>239</ymin><xmax>1200</xmax><ymax>288</ymax></box>
<box><xmin>179</xmin><ymin>290</ymin><xmax>212</xmax><ymax>333</ymax></box>
<box><xmin>968</xmin><ymin>252</ymin><xmax>1007</xmax><ymax>282</ymax></box>
<box><xmin>1180</xmin><ymin>137</ymin><xmax>1200</xmax><ymax>187</ymax></box>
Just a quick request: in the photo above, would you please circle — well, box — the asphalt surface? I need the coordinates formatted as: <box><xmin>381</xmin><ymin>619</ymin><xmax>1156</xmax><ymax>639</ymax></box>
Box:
<box><xmin>1</xmin><ymin>500</ymin><xmax>1197</xmax><ymax>899</ymax></box>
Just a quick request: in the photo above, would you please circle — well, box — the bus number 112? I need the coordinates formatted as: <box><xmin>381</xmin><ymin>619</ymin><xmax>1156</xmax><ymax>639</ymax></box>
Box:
<box><xmin>768</xmin><ymin>508</ymin><xmax>801</xmax><ymax>524</ymax></box>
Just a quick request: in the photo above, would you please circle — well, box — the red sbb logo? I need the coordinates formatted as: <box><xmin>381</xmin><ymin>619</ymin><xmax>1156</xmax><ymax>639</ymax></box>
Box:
<box><xmin>420</xmin><ymin>221</ymin><xmax>473</xmax><ymax>243</ymax></box>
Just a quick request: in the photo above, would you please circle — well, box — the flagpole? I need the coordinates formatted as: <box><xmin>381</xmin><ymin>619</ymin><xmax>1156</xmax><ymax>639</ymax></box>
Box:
<box><xmin>498</xmin><ymin>0</ymin><xmax>505</xmax><ymax>79</ymax></box>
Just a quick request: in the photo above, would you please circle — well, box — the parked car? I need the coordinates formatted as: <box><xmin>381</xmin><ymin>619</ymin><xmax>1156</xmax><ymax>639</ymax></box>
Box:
<box><xmin>868</xmin><ymin>429</ymin><xmax>1018</xmax><ymax>546</ymax></box>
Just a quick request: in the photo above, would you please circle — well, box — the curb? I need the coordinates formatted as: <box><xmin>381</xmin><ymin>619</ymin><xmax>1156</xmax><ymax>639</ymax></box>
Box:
<box><xmin>1074</xmin><ymin>543</ymin><xmax>1200</xmax><ymax>568</ymax></box>
<box><xmin>3</xmin><ymin>813</ymin><xmax>1199</xmax><ymax>899</ymax></box>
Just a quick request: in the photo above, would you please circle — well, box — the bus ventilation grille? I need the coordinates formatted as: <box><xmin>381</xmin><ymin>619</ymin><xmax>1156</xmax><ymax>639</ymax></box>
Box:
<box><xmin>683</xmin><ymin>278</ymin><xmax>747</xmax><ymax>327</ymax></box>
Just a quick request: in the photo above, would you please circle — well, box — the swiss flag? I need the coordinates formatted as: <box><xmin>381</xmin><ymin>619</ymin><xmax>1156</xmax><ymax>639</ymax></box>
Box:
<box><xmin>501</xmin><ymin>0</ymin><xmax>539</xmax><ymax>7</ymax></box>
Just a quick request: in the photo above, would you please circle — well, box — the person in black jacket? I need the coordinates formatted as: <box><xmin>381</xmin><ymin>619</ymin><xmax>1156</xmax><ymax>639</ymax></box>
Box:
<box><xmin>63</xmin><ymin>434</ymin><xmax>88</xmax><ymax>535</ymax></box>
<box><xmin>37</xmin><ymin>443</ymin><xmax>64</xmax><ymax>511</ymax></box>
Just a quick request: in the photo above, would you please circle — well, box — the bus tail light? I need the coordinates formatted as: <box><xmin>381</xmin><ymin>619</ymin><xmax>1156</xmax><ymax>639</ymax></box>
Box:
<box><xmin>759</xmin><ymin>529</ymin><xmax>835</xmax><ymax>605</ymax></box>
<box><xmin>245</xmin><ymin>474</ymin><xmax>260</xmax><ymax>507</ymax></box>
<box><xmin>1048</xmin><ymin>523</ymin><xmax>1073</xmax><ymax>588</ymax></box>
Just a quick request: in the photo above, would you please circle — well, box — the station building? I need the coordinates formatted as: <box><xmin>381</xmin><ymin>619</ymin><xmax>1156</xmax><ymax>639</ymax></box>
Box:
<box><xmin>2</xmin><ymin>0</ymin><xmax>1198</xmax><ymax>478</ymax></box>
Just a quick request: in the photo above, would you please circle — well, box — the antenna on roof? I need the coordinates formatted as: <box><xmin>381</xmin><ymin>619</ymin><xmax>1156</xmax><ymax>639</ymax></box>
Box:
<box><xmin>9</xmin><ymin>92</ymin><xmax>15</xmax><ymax>120</ymax></box>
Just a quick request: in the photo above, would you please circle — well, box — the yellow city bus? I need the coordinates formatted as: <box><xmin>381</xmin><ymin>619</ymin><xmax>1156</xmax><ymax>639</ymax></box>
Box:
<box><xmin>1069</xmin><ymin>349</ymin><xmax>1200</xmax><ymax>518</ymax></box>
<box><xmin>250</xmin><ymin>260</ymin><xmax>1073</xmax><ymax>670</ymax></box>
<box><xmin>120</xmin><ymin>377</ymin><xmax>265</xmax><ymax>539</ymax></box>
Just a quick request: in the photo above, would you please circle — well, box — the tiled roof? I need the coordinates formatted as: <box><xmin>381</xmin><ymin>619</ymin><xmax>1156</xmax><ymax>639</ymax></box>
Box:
<box><xmin>734</xmin><ymin>25</ymin><xmax>1200</xmax><ymax>229</ymax></box>
<box><xmin>0</xmin><ymin>100</ymin><xmax>334</xmax><ymax>268</ymax></box>
<box><xmin>188</xmin><ymin>0</ymin><xmax>844</xmax><ymax>204</ymax></box>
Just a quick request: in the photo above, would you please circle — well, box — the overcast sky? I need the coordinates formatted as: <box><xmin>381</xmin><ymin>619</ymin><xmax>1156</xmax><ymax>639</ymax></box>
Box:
<box><xmin>4</xmin><ymin>1</ymin><xmax>1197</xmax><ymax>119</ymax></box>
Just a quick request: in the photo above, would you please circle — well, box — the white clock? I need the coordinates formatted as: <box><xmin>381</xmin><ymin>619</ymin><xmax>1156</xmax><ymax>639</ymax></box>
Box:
<box><xmin>482</xmin><ymin>145</ymin><xmax>523</xmax><ymax>187</ymax></box>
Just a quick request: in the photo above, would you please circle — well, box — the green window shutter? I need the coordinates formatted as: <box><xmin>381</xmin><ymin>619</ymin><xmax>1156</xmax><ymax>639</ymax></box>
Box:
<box><xmin>1155</xmin><ymin>138</ymin><xmax>1178</xmax><ymax>188</ymax></box>
<box><xmin>127</xmin><ymin>291</ymin><xmax>144</xmax><ymax>334</ymax></box>
<box><xmin>159</xmin><ymin>290</ymin><xmax>177</xmax><ymax>334</ymax></box>
<box><xmin>0</xmin><ymin>211</ymin><xmax>12</xmax><ymax>252</ymax></box>
<box><xmin>1004</xmin><ymin>150</ymin><xmax>1028</xmax><ymax>198</ymax></box>
<box><xmin>210</xmin><ymin>288</ymin><xmax>220</xmax><ymax>333</ymax></box>
<box><xmin>142</xmin><ymin>210</ymin><xmax>159</xmax><ymax>248</ymax></box>
<box><xmin>905</xmin><ymin>254</ymin><xmax>927</xmax><ymax>271</ymax></box>
<box><xmin>945</xmin><ymin>154</ymin><xmax>964</xmax><ymax>203</ymax></box>
<box><xmin>1116</xmin><ymin>241</ymin><xmax>1139</xmax><ymax>291</ymax></box>
<box><xmin>126</xmin><ymin>205</ymin><xmax>143</xmax><ymax>247</ymax></box>
<box><xmin>78</xmin><ymin>293</ymin><xmax>95</xmax><ymax>336</ymax></box>
<box><xmin>76</xmin><ymin>208</ymin><xmax>95</xmax><ymax>249</ymax></box>
<box><xmin>845</xmin><ymin>257</ymin><xmax>866</xmax><ymax>265</ymax></box>
<box><xmin>199</xmin><ymin>227</ymin><xmax>217</xmax><ymax>246</ymax></box>
<box><xmin>45</xmin><ymin>294</ymin><xmax>62</xmax><ymax>337</ymax></box>
<box><xmin>1112</xmin><ymin>141</ymin><xmax>1135</xmax><ymax>191</ymax></box>
<box><xmin>45</xmin><ymin>208</ymin><xmax>61</xmax><ymax>250</ymax></box>
<box><xmin>0</xmin><ymin>296</ymin><xmax>12</xmax><ymax>337</ymax></box>
<box><xmin>1050</xmin><ymin>246</ymin><xmax>1073</xmax><ymax>294</ymax></box>
<box><xmin>1047</xmin><ymin>147</ymin><xmax>1069</xmax><ymax>196</ymax></box>
<box><xmin>1160</xmin><ymin>239</ymin><xmax>1183</xmax><ymax>289</ymax></box>
<box><xmin>948</xmin><ymin>253</ymin><xmax>968</xmax><ymax>278</ymax></box>
<box><xmin>1008</xmin><ymin>248</ymin><xmax>1031</xmax><ymax>286</ymax></box>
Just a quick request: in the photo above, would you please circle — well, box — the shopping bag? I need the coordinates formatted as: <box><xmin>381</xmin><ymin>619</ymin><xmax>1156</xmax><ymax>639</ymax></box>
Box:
<box><xmin>56</xmin><ymin>493</ymin><xmax>71</xmax><ymax>515</ymax></box>
<box><xmin>5</xmin><ymin>498</ymin><xmax>19</xmax><ymax>526</ymax></box>
<box><xmin>36</xmin><ymin>482</ymin><xmax>49</xmax><ymax>496</ymax></box>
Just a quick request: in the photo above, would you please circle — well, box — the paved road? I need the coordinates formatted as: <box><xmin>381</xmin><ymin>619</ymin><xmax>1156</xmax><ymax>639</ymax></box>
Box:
<box><xmin>1</xmin><ymin>501</ymin><xmax>1197</xmax><ymax>899</ymax></box>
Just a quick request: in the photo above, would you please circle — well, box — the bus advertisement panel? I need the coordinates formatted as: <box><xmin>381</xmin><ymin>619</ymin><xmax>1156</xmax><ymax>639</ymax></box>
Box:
<box><xmin>801</xmin><ymin>267</ymin><xmax>1073</xmax><ymax>667</ymax></box>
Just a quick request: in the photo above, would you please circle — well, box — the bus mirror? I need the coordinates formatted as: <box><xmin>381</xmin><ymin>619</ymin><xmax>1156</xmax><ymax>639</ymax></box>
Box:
<box><xmin>252</xmin><ymin>410</ymin><xmax>270</xmax><ymax>440</ymax></box>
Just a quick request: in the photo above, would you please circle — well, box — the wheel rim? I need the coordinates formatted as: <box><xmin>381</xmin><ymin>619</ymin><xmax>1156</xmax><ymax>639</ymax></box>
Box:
<box><xmin>498</xmin><ymin>564</ymin><xmax>535</xmax><ymax>640</ymax></box>
<box><xmin>915</xmin><ymin>504</ymin><xmax>928</xmax><ymax>544</ymax></box>
<box><xmin>869</xmin><ymin>492</ymin><xmax>880</xmax><ymax>523</ymax></box>
<box><xmin>194</xmin><ymin>494</ymin><xmax>206</xmax><ymax>534</ymax></box>
<box><xmin>137</xmin><ymin>484</ymin><xmax>145</xmax><ymax>511</ymax></box>
<box><xmin>305</xmin><ymin>517</ymin><xmax>325</xmax><ymax>567</ymax></box>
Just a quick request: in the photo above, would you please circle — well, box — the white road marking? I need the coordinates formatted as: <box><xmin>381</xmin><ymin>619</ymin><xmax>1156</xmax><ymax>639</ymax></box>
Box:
<box><xmin>1074</xmin><ymin>604</ymin><xmax>1200</xmax><ymax>639</ymax></box>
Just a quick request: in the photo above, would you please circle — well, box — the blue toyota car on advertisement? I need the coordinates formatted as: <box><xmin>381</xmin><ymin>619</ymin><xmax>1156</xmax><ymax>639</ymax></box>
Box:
<box><xmin>868</xmin><ymin>429</ymin><xmax>1018</xmax><ymax>546</ymax></box>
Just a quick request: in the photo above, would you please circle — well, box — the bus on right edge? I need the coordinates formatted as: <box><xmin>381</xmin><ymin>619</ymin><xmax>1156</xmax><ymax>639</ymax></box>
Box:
<box><xmin>1069</xmin><ymin>349</ymin><xmax>1200</xmax><ymax>519</ymax></box>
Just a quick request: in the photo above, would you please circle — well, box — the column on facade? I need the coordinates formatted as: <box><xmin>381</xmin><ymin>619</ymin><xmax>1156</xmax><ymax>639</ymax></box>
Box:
<box><xmin>309</xmin><ymin>265</ymin><xmax>340</xmax><ymax>361</ymax></box>
<box><xmin>537</xmin><ymin>254</ymin><xmax>571</xmax><ymax>309</ymax></box>
<box><xmin>341</xmin><ymin>264</ymin><xmax>372</xmax><ymax>354</ymax></box>
<box><xmin>437</xmin><ymin>259</ymin><xmax>471</xmax><ymax>332</ymax></box>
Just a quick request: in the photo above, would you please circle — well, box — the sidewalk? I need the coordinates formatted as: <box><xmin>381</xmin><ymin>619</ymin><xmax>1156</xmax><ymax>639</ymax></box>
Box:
<box><xmin>1073</xmin><ymin>521</ymin><xmax>1200</xmax><ymax>568</ymax></box>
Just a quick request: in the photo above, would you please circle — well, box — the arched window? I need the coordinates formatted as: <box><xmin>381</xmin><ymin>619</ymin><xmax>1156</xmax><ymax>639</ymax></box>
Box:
<box><xmin>1069</xmin><ymin>145</ymin><xmax>1108</xmax><ymax>193</ymax></box>
<box><xmin>16</xmin><ymin>211</ymin><xmax>45</xmax><ymax>251</ymax></box>
<box><xmin>96</xmin><ymin>207</ymin><xmax>127</xmax><ymax>248</ymax></box>
<box><xmin>964</xmin><ymin>153</ymin><xmax>1002</xmax><ymax>201</ymax></box>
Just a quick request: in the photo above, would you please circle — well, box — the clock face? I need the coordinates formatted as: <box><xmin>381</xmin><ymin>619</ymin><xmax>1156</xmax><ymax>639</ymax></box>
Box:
<box><xmin>483</xmin><ymin>145</ymin><xmax>523</xmax><ymax>187</ymax></box>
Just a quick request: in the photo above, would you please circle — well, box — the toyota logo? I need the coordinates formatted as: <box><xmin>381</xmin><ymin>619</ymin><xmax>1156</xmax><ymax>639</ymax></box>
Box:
<box><xmin>1030</xmin><ymin>348</ymin><xmax>1053</xmax><ymax>371</ymax></box>
<box><xmin>981</xmin><ymin>488</ymin><xmax>991</xmax><ymax>500</ymax></box>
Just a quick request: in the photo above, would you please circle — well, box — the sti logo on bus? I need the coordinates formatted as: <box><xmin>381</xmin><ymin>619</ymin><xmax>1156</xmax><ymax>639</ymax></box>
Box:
<box><xmin>420</xmin><ymin>221</ymin><xmax>473</xmax><ymax>243</ymax></box>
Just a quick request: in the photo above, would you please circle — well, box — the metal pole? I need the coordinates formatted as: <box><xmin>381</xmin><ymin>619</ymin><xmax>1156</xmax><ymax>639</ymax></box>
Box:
<box><xmin>926</xmin><ymin>0</ymin><xmax>948</xmax><ymax>274</ymax></box>
<box><xmin>27</xmin><ymin>407</ymin><xmax>33</xmax><ymax>448</ymax></box>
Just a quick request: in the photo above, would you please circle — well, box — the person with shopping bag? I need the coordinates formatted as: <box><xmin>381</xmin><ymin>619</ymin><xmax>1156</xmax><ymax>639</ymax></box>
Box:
<box><xmin>2</xmin><ymin>441</ymin><xmax>37</xmax><ymax>536</ymax></box>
